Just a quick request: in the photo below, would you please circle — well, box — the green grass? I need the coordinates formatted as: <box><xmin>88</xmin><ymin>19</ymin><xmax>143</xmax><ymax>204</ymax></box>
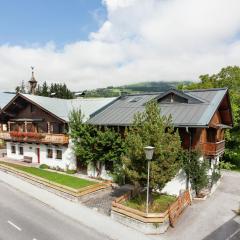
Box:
<box><xmin>232</xmin><ymin>167</ymin><xmax>240</xmax><ymax>172</ymax></box>
<box><xmin>123</xmin><ymin>192</ymin><xmax>177</xmax><ymax>213</ymax></box>
<box><xmin>0</xmin><ymin>161</ymin><xmax>96</xmax><ymax>189</ymax></box>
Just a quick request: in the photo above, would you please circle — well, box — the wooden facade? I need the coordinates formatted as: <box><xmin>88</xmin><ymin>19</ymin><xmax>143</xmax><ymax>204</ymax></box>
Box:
<box><xmin>178</xmin><ymin>93</ymin><xmax>232</xmax><ymax>157</ymax></box>
<box><xmin>0</xmin><ymin>94</ymin><xmax>69</xmax><ymax>145</ymax></box>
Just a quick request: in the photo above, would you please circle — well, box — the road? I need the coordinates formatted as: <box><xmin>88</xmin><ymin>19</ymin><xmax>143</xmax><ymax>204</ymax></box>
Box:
<box><xmin>0</xmin><ymin>180</ymin><xmax>110</xmax><ymax>240</ymax></box>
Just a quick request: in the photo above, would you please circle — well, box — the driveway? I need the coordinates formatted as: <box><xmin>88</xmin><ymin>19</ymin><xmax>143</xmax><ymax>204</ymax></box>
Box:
<box><xmin>160</xmin><ymin>170</ymin><xmax>240</xmax><ymax>240</ymax></box>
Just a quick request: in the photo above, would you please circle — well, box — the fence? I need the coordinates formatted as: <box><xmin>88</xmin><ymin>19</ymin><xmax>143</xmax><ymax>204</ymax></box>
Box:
<box><xmin>168</xmin><ymin>190</ymin><xmax>192</xmax><ymax>227</ymax></box>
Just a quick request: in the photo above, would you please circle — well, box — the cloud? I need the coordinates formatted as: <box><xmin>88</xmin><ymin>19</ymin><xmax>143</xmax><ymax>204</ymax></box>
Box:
<box><xmin>1</xmin><ymin>0</ymin><xmax>240</xmax><ymax>91</ymax></box>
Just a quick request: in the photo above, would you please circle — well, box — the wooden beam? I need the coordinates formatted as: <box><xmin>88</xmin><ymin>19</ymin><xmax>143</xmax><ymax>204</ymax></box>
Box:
<box><xmin>3</xmin><ymin>111</ymin><xmax>16</xmax><ymax>118</ymax></box>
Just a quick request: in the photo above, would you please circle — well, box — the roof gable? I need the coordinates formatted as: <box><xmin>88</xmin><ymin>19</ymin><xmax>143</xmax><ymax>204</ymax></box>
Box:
<box><xmin>0</xmin><ymin>93</ymin><xmax>117</xmax><ymax>123</ymax></box>
<box><xmin>156</xmin><ymin>89</ymin><xmax>204</xmax><ymax>104</ymax></box>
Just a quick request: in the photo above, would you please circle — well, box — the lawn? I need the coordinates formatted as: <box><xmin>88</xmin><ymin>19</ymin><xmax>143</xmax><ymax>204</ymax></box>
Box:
<box><xmin>123</xmin><ymin>192</ymin><xmax>177</xmax><ymax>213</ymax></box>
<box><xmin>0</xmin><ymin>161</ymin><xmax>96</xmax><ymax>189</ymax></box>
<box><xmin>233</xmin><ymin>167</ymin><xmax>240</xmax><ymax>173</ymax></box>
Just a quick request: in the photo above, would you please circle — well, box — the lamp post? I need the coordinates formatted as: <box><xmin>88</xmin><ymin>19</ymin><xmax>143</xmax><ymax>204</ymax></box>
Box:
<box><xmin>144</xmin><ymin>146</ymin><xmax>155</xmax><ymax>215</ymax></box>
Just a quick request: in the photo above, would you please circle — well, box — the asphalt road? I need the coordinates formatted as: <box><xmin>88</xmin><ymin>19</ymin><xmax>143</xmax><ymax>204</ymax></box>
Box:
<box><xmin>0</xmin><ymin>180</ymin><xmax>110</xmax><ymax>240</ymax></box>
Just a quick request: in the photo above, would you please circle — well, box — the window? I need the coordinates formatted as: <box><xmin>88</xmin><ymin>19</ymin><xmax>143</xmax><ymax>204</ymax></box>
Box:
<box><xmin>47</xmin><ymin>149</ymin><xmax>53</xmax><ymax>158</ymax></box>
<box><xmin>11</xmin><ymin>145</ymin><xmax>16</xmax><ymax>154</ymax></box>
<box><xmin>128</xmin><ymin>97</ymin><xmax>142</xmax><ymax>103</ymax></box>
<box><xmin>56</xmin><ymin>149</ymin><xmax>62</xmax><ymax>160</ymax></box>
<box><xmin>19</xmin><ymin>146</ymin><xmax>24</xmax><ymax>155</ymax></box>
<box><xmin>30</xmin><ymin>104</ymin><xmax>36</xmax><ymax>112</ymax></box>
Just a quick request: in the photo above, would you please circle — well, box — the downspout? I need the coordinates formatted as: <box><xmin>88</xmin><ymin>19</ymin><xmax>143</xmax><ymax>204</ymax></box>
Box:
<box><xmin>186</xmin><ymin>127</ymin><xmax>191</xmax><ymax>190</ymax></box>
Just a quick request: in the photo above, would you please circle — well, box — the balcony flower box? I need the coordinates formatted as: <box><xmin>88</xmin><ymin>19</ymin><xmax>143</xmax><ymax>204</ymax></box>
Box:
<box><xmin>24</xmin><ymin>132</ymin><xmax>43</xmax><ymax>139</ymax></box>
<box><xmin>10</xmin><ymin>131</ymin><xmax>23</xmax><ymax>138</ymax></box>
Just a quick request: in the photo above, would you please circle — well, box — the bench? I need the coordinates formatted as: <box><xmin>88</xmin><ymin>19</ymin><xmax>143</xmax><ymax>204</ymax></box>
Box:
<box><xmin>23</xmin><ymin>156</ymin><xmax>32</xmax><ymax>163</ymax></box>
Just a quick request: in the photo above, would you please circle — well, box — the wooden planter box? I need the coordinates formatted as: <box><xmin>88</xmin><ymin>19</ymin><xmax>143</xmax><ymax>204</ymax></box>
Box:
<box><xmin>111</xmin><ymin>189</ymin><xmax>191</xmax><ymax>234</ymax></box>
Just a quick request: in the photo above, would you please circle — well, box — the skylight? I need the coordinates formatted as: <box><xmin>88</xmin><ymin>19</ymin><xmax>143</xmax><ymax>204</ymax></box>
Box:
<box><xmin>128</xmin><ymin>97</ymin><xmax>142</xmax><ymax>103</ymax></box>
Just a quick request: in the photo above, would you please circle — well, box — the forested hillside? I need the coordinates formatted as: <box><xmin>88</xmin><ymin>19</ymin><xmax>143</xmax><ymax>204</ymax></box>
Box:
<box><xmin>82</xmin><ymin>81</ymin><xmax>191</xmax><ymax>97</ymax></box>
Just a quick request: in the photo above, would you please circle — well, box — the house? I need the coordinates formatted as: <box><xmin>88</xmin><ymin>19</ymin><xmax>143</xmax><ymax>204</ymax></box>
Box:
<box><xmin>0</xmin><ymin>93</ymin><xmax>116</xmax><ymax>175</ymax></box>
<box><xmin>0</xmin><ymin>85</ymin><xmax>233</xmax><ymax>195</ymax></box>
<box><xmin>88</xmin><ymin>88</ymin><xmax>233</xmax><ymax>195</ymax></box>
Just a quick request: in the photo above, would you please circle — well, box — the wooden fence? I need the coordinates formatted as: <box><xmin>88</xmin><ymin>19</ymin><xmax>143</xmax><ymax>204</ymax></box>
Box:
<box><xmin>168</xmin><ymin>190</ymin><xmax>192</xmax><ymax>227</ymax></box>
<box><xmin>112</xmin><ymin>189</ymin><xmax>192</xmax><ymax>226</ymax></box>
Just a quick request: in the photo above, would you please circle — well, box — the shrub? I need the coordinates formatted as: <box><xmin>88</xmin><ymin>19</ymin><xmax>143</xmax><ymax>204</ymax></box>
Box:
<box><xmin>39</xmin><ymin>164</ymin><xmax>49</xmax><ymax>169</ymax></box>
<box><xmin>182</xmin><ymin>149</ymin><xmax>209</xmax><ymax>196</ymax></box>
<box><xmin>66</xmin><ymin>169</ymin><xmax>77</xmax><ymax>174</ymax></box>
<box><xmin>219</xmin><ymin>161</ymin><xmax>235</xmax><ymax>170</ymax></box>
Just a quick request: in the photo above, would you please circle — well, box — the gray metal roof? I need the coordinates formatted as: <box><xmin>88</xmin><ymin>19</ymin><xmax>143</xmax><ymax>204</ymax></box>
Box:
<box><xmin>0</xmin><ymin>92</ymin><xmax>16</xmax><ymax>109</ymax></box>
<box><xmin>21</xmin><ymin>94</ymin><xmax>116</xmax><ymax>122</ymax></box>
<box><xmin>87</xmin><ymin>88</ymin><xmax>229</xmax><ymax>127</ymax></box>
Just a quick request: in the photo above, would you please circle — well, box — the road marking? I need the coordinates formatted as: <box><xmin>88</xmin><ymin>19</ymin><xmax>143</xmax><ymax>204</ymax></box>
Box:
<box><xmin>7</xmin><ymin>220</ymin><xmax>22</xmax><ymax>231</ymax></box>
<box><xmin>226</xmin><ymin>228</ymin><xmax>240</xmax><ymax>240</ymax></box>
<box><xmin>33</xmin><ymin>238</ymin><xmax>37</xmax><ymax>240</ymax></box>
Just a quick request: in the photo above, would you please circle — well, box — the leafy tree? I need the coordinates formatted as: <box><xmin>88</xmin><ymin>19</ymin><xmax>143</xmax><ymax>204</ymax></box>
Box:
<box><xmin>182</xmin><ymin>149</ymin><xmax>209</xmax><ymax>196</ymax></box>
<box><xmin>68</xmin><ymin>109</ymin><xmax>125</xmax><ymax>177</ymax></box>
<box><xmin>122</xmin><ymin>100</ymin><xmax>182</xmax><ymax>201</ymax></box>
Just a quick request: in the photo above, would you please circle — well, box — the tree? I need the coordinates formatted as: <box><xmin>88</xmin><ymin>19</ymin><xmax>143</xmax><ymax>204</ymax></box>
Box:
<box><xmin>15</xmin><ymin>80</ymin><xmax>26</xmax><ymax>94</ymax></box>
<box><xmin>41</xmin><ymin>81</ymin><xmax>49</xmax><ymax>96</ymax></box>
<box><xmin>68</xmin><ymin>109</ymin><xmax>125</xmax><ymax>177</ymax></box>
<box><xmin>122</xmin><ymin>100</ymin><xmax>182</xmax><ymax>201</ymax></box>
<box><xmin>182</xmin><ymin>149</ymin><xmax>209</xmax><ymax>196</ymax></box>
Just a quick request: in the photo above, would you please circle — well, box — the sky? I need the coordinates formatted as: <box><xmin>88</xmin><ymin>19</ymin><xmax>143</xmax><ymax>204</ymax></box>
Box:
<box><xmin>0</xmin><ymin>0</ymin><xmax>240</xmax><ymax>91</ymax></box>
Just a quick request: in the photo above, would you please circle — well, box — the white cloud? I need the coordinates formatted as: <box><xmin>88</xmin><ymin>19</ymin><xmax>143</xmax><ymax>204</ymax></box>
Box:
<box><xmin>1</xmin><ymin>0</ymin><xmax>240</xmax><ymax>91</ymax></box>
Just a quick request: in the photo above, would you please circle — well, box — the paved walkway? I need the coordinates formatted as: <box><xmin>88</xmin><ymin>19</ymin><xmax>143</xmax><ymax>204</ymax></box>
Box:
<box><xmin>80</xmin><ymin>184</ymin><xmax>133</xmax><ymax>215</ymax></box>
<box><xmin>159</xmin><ymin>170</ymin><xmax>240</xmax><ymax>240</ymax></box>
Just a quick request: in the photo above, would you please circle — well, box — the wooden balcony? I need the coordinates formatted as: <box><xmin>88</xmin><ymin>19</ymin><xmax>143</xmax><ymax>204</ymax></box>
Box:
<box><xmin>200</xmin><ymin>140</ymin><xmax>225</xmax><ymax>156</ymax></box>
<box><xmin>0</xmin><ymin>131</ymin><xmax>69</xmax><ymax>145</ymax></box>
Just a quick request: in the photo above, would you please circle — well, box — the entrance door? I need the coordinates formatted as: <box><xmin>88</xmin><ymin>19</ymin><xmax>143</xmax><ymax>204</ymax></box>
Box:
<box><xmin>36</xmin><ymin>148</ymin><xmax>40</xmax><ymax>163</ymax></box>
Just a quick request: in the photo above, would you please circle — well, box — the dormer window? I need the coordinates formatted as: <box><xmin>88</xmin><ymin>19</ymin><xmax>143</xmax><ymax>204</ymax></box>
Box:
<box><xmin>128</xmin><ymin>97</ymin><xmax>142</xmax><ymax>103</ymax></box>
<box><xmin>156</xmin><ymin>89</ymin><xmax>204</xmax><ymax>104</ymax></box>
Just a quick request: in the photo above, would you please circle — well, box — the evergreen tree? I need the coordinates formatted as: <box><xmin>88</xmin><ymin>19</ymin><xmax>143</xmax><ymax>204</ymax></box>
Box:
<box><xmin>41</xmin><ymin>81</ymin><xmax>49</xmax><ymax>96</ymax></box>
<box><xmin>122</xmin><ymin>100</ymin><xmax>182</xmax><ymax>200</ymax></box>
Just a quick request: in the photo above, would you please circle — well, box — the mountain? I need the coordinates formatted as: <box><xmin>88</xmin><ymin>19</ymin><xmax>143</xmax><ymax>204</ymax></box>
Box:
<box><xmin>81</xmin><ymin>81</ymin><xmax>192</xmax><ymax>97</ymax></box>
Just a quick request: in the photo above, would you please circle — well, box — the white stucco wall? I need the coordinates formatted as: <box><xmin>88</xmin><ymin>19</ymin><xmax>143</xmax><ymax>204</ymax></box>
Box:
<box><xmin>87</xmin><ymin>162</ymin><xmax>113</xmax><ymax>180</ymax></box>
<box><xmin>6</xmin><ymin>141</ymin><xmax>77</xmax><ymax>171</ymax></box>
<box><xmin>161</xmin><ymin>169</ymin><xmax>188</xmax><ymax>196</ymax></box>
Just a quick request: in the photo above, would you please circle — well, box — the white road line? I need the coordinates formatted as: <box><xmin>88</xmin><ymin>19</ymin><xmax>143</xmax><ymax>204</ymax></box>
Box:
<box><xmin>7</xmin><ymin>220</ymin><xmax>22</xmax><ymax>231</ymax></box>
<box><xmin>33</xmin><ymin>238</ymin><xmax>37</xmax><ymax>240</ymax></box>
<box><xmin>226</xmin><ymin>228</ymin><xmax>240</xmax><ymax>240</ymax></box>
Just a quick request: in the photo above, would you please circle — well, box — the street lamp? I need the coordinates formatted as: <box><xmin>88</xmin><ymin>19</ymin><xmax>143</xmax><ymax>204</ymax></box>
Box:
<box><xmin>144</xmin><ymin>146</ymin><xmax>155</xmax><ymax>215</ymax></box>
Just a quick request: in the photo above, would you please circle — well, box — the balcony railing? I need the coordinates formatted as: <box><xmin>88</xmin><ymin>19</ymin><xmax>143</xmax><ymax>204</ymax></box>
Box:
<box><xmin>0</xmin><ymin>131</ymin><xmax>69</xmax><ymax>145</ymax></box>
<box><xmin>200</xmin><ymin>140</ymin><xmax>225</xmax><ymax>156</ymax></box>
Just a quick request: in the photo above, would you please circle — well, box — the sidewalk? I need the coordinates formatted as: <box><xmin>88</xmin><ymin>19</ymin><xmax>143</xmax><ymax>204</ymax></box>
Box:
<box><xmin>0</xmin><ymin>170</ymin><xmax>153</xmax><ymax>240</ymax></box>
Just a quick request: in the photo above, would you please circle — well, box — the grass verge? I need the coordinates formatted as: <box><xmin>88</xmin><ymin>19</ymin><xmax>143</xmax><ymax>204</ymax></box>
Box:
<box><xmin>123</xmin><ymin>192</ymin><xmax>177</xmax><ymax>213</ymax></box>
<box><xmin>0</xmin><ymin>161</ymin><xmax>96</xmax><ymax>189</ymax></box>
